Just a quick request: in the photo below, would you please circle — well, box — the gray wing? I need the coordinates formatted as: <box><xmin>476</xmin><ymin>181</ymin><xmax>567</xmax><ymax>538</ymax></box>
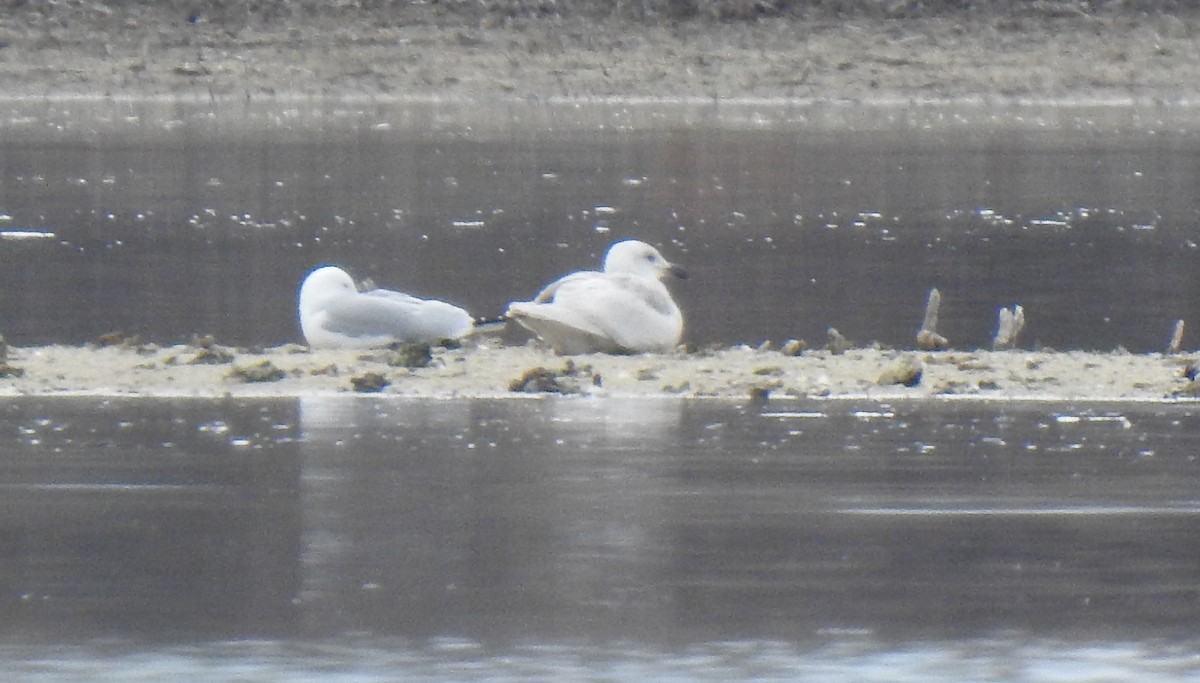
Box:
<box><xmin>596</xmin><ymin>274</ymin><xmax>677</xmax><ymax>316</ymax></box>
<box><xmin>548</xmin><ymin>273</ymin><xmax>676</xmax><ymax>318</ymax></box>
<box><xmin>324</xmin><ymin>291</ymin><xmax>473</xmax><ymax>342</ymax></box>
<box><xmin>509</xmin><ymin>272</ymin><xmax>680</xmax><ymax>353</ymax></box>
<box><xmin>532</xmin><ymin>270</ymin><xmax>602</xmax><ymax>303</ymax></box>
<box><xmin>361</xmin><ymin>289</ymin><xmax>427</xmax><ymax>306</ymax></box>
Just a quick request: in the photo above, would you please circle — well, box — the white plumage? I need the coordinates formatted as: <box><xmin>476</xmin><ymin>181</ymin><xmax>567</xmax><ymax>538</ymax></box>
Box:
<box><xmin>298</xmin><ymin>266</ymin><xmax>473</xmax><ymax>348</ymax></box>
<box><xmin>506</xmin><ymin>240</ymin><xmax>687</xmax><ymax>354</ymax></box>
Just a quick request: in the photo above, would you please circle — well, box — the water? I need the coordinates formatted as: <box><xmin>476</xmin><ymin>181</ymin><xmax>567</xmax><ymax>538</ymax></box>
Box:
<box><xmin>2</xmin><ymin>396</ymin><xmax>1200</xmax><ymax>679</ymax></box>
<box><xmin>3</xmin><ymin>100</ymin><xmax>1200</xmax><ymax>351</ymax></box>
<box><xmin>5</xmin><ymin>99</ymin><xmax>1200</xmax><ymax>679</ymax></box>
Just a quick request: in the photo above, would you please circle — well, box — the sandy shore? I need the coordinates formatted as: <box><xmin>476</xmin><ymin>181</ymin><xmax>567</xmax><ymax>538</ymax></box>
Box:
<box><xmin>2</xmin><ymin>340</ymin><xmax>1197</xmax><ymax>402</ymax></box>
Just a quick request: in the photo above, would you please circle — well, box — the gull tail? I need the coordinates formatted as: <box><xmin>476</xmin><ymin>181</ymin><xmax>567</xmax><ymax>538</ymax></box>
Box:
<box><xmin>469</xmin><ymin>315</ymin><xmax>509</xmax><ymax>336</ymax></box>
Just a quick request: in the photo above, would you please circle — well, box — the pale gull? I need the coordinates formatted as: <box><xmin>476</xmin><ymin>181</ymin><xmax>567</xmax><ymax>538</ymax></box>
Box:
<box><xmin>505</xmin><ymin>239</ymin><xmax>687</xmax><ymax>354</ymax></box>
<box><xmin>298</xmin><ymin>265</ymin><xmax>474</xmax><ymax>348</ymax></box>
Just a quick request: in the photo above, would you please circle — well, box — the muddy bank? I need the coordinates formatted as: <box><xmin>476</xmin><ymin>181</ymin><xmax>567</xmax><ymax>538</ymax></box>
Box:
<box><xmin>2</xmin><ymin>5</ymin><xmax>1200</xmax><ymax>104</ymax></box>
<box><xmin>2</xmin><ymin>341</ymin><xmax>1197</xmax><ymax>402</ymax></box>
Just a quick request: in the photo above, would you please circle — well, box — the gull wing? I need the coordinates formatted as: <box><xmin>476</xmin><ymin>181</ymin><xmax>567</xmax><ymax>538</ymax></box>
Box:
<box><xmin>322</xmin><ymin>290</ymin><xmax>474</xmax><ymax>343</ymax></box>
<box><xmin>508</xmin><ymin>272</ymin><xmax>681</xmax><ymax>354</ymax></box>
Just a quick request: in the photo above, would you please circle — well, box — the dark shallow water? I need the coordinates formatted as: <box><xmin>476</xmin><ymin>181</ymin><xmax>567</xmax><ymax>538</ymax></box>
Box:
<box><xmin>2</xmin><ymin>100</ymin><xmax>1200</xmax><ymax>351</ymax></box>
<box><xmin>5</xmin><ymin>99</ymin><xmax>1200</xmax><ymax>680</ymax></box>
<box><xmin>1</xmin><ymin>396</ymin><xmax>1200</xmax><ymax>679</ymax></box>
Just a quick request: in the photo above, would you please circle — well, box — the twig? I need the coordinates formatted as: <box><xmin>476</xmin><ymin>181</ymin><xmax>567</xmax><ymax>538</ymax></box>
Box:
<box><xmin>916</xmin><ymin>287</ymin><xmax>949</xmax><ymax>350</ymax></box>
<box><xmin>992</xmin><ymin>304</ymin><xmax>1025</xmax><ymax>351</ymax></box>
<box><xmin>1168</xmin><ymin>319</ymin><xmax>1185</xmax><ymax>355</ymax></box>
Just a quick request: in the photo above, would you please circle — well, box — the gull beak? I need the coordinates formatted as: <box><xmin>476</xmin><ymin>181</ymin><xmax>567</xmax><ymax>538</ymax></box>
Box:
<box><xmin>666</xmin><ymin>263</ymin><xmax>689</xmax><ymax>280</ymax></box>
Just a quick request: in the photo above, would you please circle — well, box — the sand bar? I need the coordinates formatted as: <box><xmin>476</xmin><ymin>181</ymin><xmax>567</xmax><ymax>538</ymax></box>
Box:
<box><xmin>2</xmin><ymin>341</ymin><xmax>1198</xmax><ymax>403</ymax></box>
<box><xmin>3</xmin><ymin>5</ymin><xmax>1199</xmax><ymax>404</ymax></box>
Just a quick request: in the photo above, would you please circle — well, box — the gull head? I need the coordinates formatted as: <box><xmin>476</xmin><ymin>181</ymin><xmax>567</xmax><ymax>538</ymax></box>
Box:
<box><xmin>602</xmin><ymin>239</ymin><xmax>688</xmax><ymax>281</ymax></box>
<box><xmin>299</xmin><ymin>265</ymin><xmax>357</xmax><ymax>314</ymax></box>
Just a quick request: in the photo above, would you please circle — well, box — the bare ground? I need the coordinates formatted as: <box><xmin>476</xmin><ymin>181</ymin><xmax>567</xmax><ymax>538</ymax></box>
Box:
<box><xmin>3</xmin><ymin>340</ymin><xmax>1198</xmax><ymax>401</ymax></box>
<box><xmin>2</xmin><ymin>5</ymin><xmax>1200</xmax><ymax>103</ymax></box>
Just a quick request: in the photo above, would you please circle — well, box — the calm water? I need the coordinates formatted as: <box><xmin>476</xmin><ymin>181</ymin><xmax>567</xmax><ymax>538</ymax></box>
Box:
<box><xmin>5</xmin><ymin>100</ymin><xmax>1200</xmax><ymax>680</ymax></box>
<box><xmin>2</xmin><ymin>100</ymin><xmax>1200</xmax><ymax>351</ymax></box>
<box><xmin>1</xmin><ymin>396</ymin><xmax>1200</xmax><ymax>679</ymax></box>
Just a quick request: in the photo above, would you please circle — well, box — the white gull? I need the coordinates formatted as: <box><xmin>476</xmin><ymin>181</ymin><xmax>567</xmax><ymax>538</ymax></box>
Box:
<box><xmin>505</xmin><ymin>239</ymin><xmax>687</xmax><ymax>354</ymax></box>
<box><xmin>298</xmin><ymin>265</ymin><xmax>473</xmax><ymax>348</ymax></box>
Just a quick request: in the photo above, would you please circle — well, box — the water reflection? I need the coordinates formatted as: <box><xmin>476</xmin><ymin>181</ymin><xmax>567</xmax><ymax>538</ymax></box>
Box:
<box><xmin>3</xmin><ymin>396</ymin><xmax>1200</xmax><ymax>678</ymax></box>
<box><xmin>297</xmin><ymin>396</ymin><xmax>684</xmax><ymax>643</ymax></box>
<box><xmin>0</xmin><ymin>398</ymin><xmax>302</xmax><ymax>642</ymax></box>
<box><xmin>296</xmin><ymin>397</ymin><xmax>1200</xmax><ymax>646</ymax></box>
<box><xmin>3</xmin><ymin>101</ymin><xmax>1200</xmax><ymax>351</ymax></box>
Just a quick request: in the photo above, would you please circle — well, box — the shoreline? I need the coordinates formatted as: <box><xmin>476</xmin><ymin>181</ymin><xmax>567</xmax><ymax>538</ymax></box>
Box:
<box><xmin>4</xmin><ymin>5</ymin><xmax>1200</xmax><ymax>405</ymax></box>
<box><xmin>3</xmin><ymin>9</ymin><xmax>1200</xmax><ymax>105</ymax></box>
<box><xmin>3</xmin><ymin>342</ymin><xmax>1198</xmax><ymax>403</ymax></box>
<box><xmin>4</xmin><ymin>89</ymin><xmax>1200</xmax><ymax>107</ymax></box>
<box><xmin>5</xmin><ymin>95</ymin><xmax>1198</xmax><ymax>159</ymax></box>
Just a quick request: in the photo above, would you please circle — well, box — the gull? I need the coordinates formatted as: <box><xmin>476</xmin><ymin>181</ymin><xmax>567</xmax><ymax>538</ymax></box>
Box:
<box><xmin>506</xmin><ymin>239</ymin><xmax>687</xmax><ymax>354</ymax></box>
<box><xmin>298</xmin><ymin>265</ymin><xmax>474</xmax><ymax>348</ymax></box>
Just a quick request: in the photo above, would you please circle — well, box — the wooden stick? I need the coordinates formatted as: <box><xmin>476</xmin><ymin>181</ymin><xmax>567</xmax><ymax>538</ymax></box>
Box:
<box><xmin>992</xmin><ymin>304</ymin><xmax>1025</xmax><ymax>350</ymax></box>
<box><xmin>916</xmin><ymin>288</ymin><xmax>949</xmax><ymax>350</ymax></box>
<box><xmin>1168</xmin><ymin>319</ymin><xmax>1185</xmax><ymax>354</ymax></box>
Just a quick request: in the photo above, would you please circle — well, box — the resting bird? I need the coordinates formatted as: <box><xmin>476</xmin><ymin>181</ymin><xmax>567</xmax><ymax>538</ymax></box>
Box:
<box><xmin>298</xmin><ymin>265</ymin><xmax>473</xmax><ymax>348</ymax></box>
<box><xmin>505</xmin><ymin>239</ymin><xmax>687</xmax><ymax>354</ymax></box>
